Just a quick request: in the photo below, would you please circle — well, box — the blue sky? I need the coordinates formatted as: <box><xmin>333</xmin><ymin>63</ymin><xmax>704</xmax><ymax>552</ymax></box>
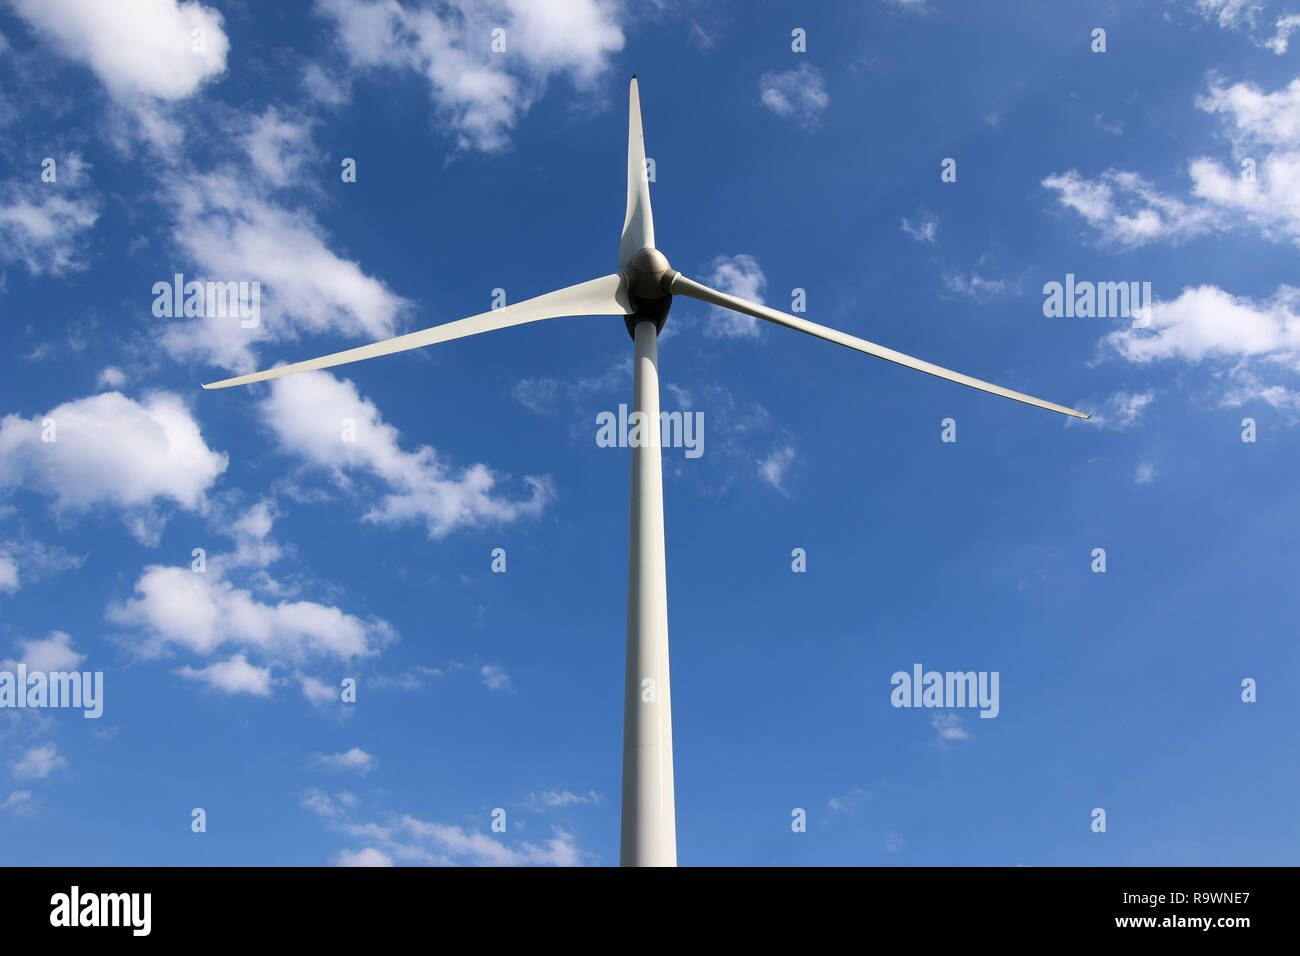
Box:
<box><xmin>0</xmin><ymin>0</ymin><xmax>1297</xmax><ymax>866</ymax></box>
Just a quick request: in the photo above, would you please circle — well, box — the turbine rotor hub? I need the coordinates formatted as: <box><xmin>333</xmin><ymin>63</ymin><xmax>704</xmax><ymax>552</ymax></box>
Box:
<box><xmin>626</xmin><ymin>247</ymin><xmax>673</xmax><ymax>299</ymax></box>
<box><xmin>623</xmin><ymin>246</ymin><xmax>676</xmax><ymax>338</ymax></box>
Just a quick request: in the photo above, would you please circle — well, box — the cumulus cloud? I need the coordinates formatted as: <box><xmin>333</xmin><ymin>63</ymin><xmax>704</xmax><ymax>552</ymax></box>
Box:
<box><xmin>9</xmin><ymin>0</ymin><xmax>230</xmax><ymax>150</ymax></box>
<box><xmin>0</xmin><ymin>391</ymin><xmax>227</xmax><ymax>544</ymax></box>
<box><xmin>96</xmin><ymin>367</ymin><xmax>127</xmax><ymax>389</ymax></box>
<box><xmin>1046</xmin><ymin>79</ymin><xmax>1300</xmax><ymax>248</ymax></box>
<box><xmin>1042</xmin><ymin>169</ymin><xmax>1213</xmax><ymax>246</ymax></box>
<box><xmin>160</xmin><ymin>172</ymin><xmax>409</xmax><ymax>373</ymax></box>
<box><xmin>10</xmin><ymin>0</ymin><xmax>229</xmax><ymax>100</ymax></box>
<box><xmin>931</xmin><ymin>713</ymin><xmax>969</xmax><ymax>741</ymax></box>
<box><xmin>0</xmin><ymin>154</ymin><xmax>98</xmax><ymax>275</ymax></box>
<box><xmin>1105</xmin><ymin>285</ymin><xmax>1300</xmax><ymax>366</ymax></box>
<box><xmin>336</xmin><ymin>847</ymin><xmax>393</xmax><ymax>866</ymax></box>
<box><xmin>260</xmin><ymin>371</ymin><xmax>553</xmax><ymax>538</ymax></box>
<box><xmin>304</xmin><ymin>786</ymin><xmax>587</xmax><ymax>865</ymax></box>
<box><xmin>108</xmin><ymin>500</ymin><xmax>395</xmax><ymax>674</ymax></box>
<box><xmin>313</xmin><ymin>0</ymin><xmax>624</xmax><ymax>152</ymax></box>
<box><xmin>1</xmin><ymin>631</ymin><xmax>85</xmax><ymax>672</ymax></box>
<box><xmin>241</xmin><ymin>107</ymin><xmax>316</xmax><ymax>188</ymax></box>
<box><xmin>12</xmin><ymin>743</ymin><xmax>67</xmax><ymax>780</ymax></box>
<box><xmin>701</xmin><ymin>254</ymin><xmax>766</xmax><ymax>338</ymax></box>
<box><xmin>758</xmin><ymin>63</ymin><xmax>829</xmax><ymax>126</ymax></box>
<box><xmin>300</xmin><ymin>675</ymin><xmax>339</xmax><ymax>705</ymax></box>
<box><xmin>311</xmin><ymin>747</ymin><xmax>377</xmax><ymax>775</ymax></box>
<box><xmin>108</xmin><ymin>562</ymin><xmax>392</xmax><ymax>661</ymax></box>
<box><xmin>176</xmin><ymin>654</ymin><xmax>273</xmax><ymax>696</ymax></box>
<box><xmin>480</xmin><ymin>664</ymin><xmax>511</xmax><ymax>691</ymax></box>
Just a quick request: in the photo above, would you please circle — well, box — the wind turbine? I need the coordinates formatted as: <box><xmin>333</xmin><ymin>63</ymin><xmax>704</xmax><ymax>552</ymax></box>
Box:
<box><xmin>203</xmin><ymin>76</ymin><xmax>1088</xmax><ymax>867</ymax></box>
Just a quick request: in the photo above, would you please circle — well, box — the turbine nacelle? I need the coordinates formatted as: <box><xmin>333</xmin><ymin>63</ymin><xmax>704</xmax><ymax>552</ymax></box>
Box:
<box><xmin>622</xmin><ymin>246</ymin><xmax>676</xmax><ymax>337</ymax></box>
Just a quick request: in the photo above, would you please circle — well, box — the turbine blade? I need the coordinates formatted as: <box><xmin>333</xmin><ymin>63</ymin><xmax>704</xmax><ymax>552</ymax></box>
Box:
<box><xmin>619</xmin><ymin>75</ymin><xmax>655</xmax><ymax>270</ymax></box>
<box><xmin>671</xmin><ymin>274</ymin><xmax>1090</xmax><ymax>419</ymax></box>
<box><xmin>203</xmin><ymin>274</ymin><xmax>632</xmax><ymax>390</ymax></box>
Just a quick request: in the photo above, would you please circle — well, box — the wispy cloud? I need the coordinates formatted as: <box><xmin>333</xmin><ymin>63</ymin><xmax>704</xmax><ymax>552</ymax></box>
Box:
<box><xmin>758</xmin><ymin>63</ymin><xmax>828</xmax><ymax>126</ymax></box>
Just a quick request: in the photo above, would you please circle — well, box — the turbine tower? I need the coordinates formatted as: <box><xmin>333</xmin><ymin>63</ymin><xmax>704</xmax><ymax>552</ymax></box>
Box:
<box><xmin>203</xmin><ymin>76</ymin><xmax>1088</xmax><ymax>867</ymax></box>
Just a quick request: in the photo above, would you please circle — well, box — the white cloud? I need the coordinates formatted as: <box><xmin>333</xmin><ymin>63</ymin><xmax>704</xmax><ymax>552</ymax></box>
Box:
<box><xmin>1</xmin><ymin>790</ymin><xmax>33</xmax><ymax>813</ymax></box>
<box><xmin>512</xmin><ymin>360</ymin><xmax>628</xmax><ymax>414</ymax></box>
<box><xmin>242</xmin><ymin>107</ymin><xmax>315</xmax><ymax>188</ymax></box>
<box><xmin>0</xmin><ymin>539</ymin><xmax>84</xmax><ymax>595</ymax></box>
<box><xmin>702</xmin><ymin>254</ymin><xmax>766</xmax><ymax>338</ymax></box>
<box><xmin>1189</xmin><ymin>1</ymin><xmax>1300</xmax><ymax>53</ymax></box>
<box><xmin>10</xmin><ymin>0</ymin><xmax>229</xmax><ymax>101</ymax></box>
<box><xmin>480</xmin><ymin>664</ymin><xmax>511</xmax><ymax>691</ymax></box>
<box><xmin>0</xmin><ymin>391</ymin><xmax>227</xmax><ymax>544</ymax></box>
<box><xmin>931</xmin><ymin>713</ymin><xmax>969</xmax><ymax>741</ymax></box>
<box><xmin>226</xmin><ymin>500</ymin><xmax>282</xmax><ymax>570</ymax></box>
<box><xmin>97</xmin><ymin>367</ymin><xmax>127</xmax><ymax>389</ymax></box>
<box><xmin>1047</xmin><ymin>79</ymin><xmax>1300</xmax><ymax>248</ymax></box>
<box><xmin>393</xmin><ymin>816</ymin><xmax>581</xmax><ymax>866</ymax></box>
<box><xmin>161</xmin><ymin>172</ymin><xmax>409</xmax><ymax>373</ymax></box>
<box><xmin>12</xmin><ymin>743</ymin><xmax>67</xmax><ymax>780</ymax></box>
<box><xmin>109</xmin><ymin>560</ymin><xmax>391</xmax><ymax>662</ymax></box>
<box><xmin>176</xmin><ymin>653</ymin><xmax>273</xmax><ymax>696</ymax></box>
<box><xmin>301</xmin><ymin>675</ymin><xmax>338</xmax><ymax>705</ymax></box>
<box><xmin>0</xmin><ymin>164</ymin><xmax>98</xmax><ymax>275</ymax></box>
<box><xmin>1220</xmin><ymin>370</ymin><xmax>1300</xmax><ymax>415</ymax></box>
<box><xmin>525</xmin><ymin>789</ymin><xmax>601</xmax><ymax>809</ymax></box>
<box><xmin>758</xmin><ymin>63</ymin><xmax>828</xmax><ymax>126</ymax></box>
<box><xmin>1199</xmin><ymin>77</ymin><xmax>1300</xmax><ymax>148</ymax></box>
<box><xmin>311</xmin><ymin>747</ymin><xmax>378</xmax><ymax>775</ymax></box>
<box><xmin>1135</xmin><ymin>461</ymin><xmax>1158</xmax><ymax>485</ymax></box>
<box><xmin>303</xmin><ymin>63</ymin><xmax>350</xmax><ymax>105</ymax></box>
<box><xmin>260</xmin><ymin>371</ymin><xmax>553</xmax><ymax>538</ymax></box>
<box><xmin>1</xmin><ymin>631</ymin><xmax>85</xmax><ymax>672</ymax></box>
<box><xmin>827</xmin><ymin>787</ymin><xmax>869</xmax><ymax>814</ymax></box>
<box><xmin>307</xmin><ymin>786</ymin><xmax>587</xmax><ymax>865</ymax></box>
<box><xmin>314</xmin><ymin>0</ymin><xmax>624</xmax><ymax>153</ymax></box>
<box><xmin>1192</xmin><ymin>0</ymin><xmax>1263</xmax><ymax>30</ymax></box>
<box><xmin>335</xmin><ymin>847</ymin><xmax>393</xmax><ymax>866</ymax></box>
<box><xmin>1076</xmin><ymin>390</ymin><xmax>1155</xmax><ymax>430</ymax></box>
<box><xmin>1105</xmin><ymin>285</ymin><xmax>1300</xmax><ymax>366</ymax></box>
<box><xmin>1265</xmin><ymin>14</ymin><xmax>1300</xmax><ymax>52</ymax></box>
<box><xmin>758</xmin><ymin>444</ymin><xmax>798</xmax><ymax>494</ymax></box>
<box><xmin>1042</xmin><ymin>169</ymin><xmax>1213</xmax><ymax>246</ymax></box>
<box><xmin>941</xmin><ymin>271</ymin><xmax>1018</xmax><ymax>301</ymax></box>
<box><xmin>901</xmin><ymin>214</ymin><xmax>939</xmax><ymax>243</ymax></box>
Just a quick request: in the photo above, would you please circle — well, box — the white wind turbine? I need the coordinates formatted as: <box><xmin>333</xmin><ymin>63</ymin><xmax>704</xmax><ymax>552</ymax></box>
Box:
<box><xmin>204</xmin><ymin>76</ymin><xmax>1089</xmax><ymax>866</ymax></box>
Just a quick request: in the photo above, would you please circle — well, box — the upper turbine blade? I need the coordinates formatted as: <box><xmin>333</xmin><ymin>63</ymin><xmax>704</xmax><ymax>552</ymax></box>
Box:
<box><xmin>619</xmin><ymin>75</ymin><xmax>655</xmax><ymax>270</ymax></box>
<box><xmin>671</xmin><ymin>274</ymin><xmax>1089</xmax><ymax>419</ymax></box>
<box><xmin>203</xmin><ymin>274</ymin><xmax>632</xmax><ymax>390</ymax></box>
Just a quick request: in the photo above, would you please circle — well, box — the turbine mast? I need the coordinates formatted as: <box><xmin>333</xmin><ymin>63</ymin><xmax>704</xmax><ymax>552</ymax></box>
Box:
<box><xmin>620</xmin><ymin>317</ymin><xmax>677</xmax><ymax>866</ymax></box>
